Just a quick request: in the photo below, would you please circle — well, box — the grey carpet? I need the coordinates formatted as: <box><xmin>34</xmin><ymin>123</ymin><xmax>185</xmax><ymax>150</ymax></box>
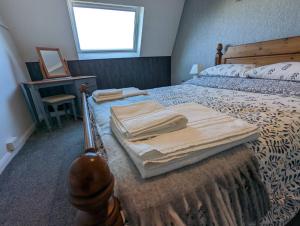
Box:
<box><xmin>0</xmin><ymin>119</ymin><xmax>82</xmax><ymax>226</ymax></box>
<box><xmin>0</xmin><ymin>119</ymin><xmax>299</xmax><ymax>226</ymax></box>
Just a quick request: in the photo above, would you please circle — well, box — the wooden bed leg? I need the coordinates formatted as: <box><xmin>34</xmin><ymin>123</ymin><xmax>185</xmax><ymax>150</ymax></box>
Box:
<box><xmin>68</xmin><ymin>153</ymin><xmax>124</xmax><ymax>226</ymax></box>
<box><xmin>215</xmin><ymin>43</ymin><xmax>223</xmax><ymax>65</ymax></box>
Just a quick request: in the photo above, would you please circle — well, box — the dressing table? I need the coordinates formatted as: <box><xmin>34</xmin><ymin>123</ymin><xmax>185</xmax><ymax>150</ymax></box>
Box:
<box><xmin>22</xmin><ymin>47</ymin><xmax>97</xmax><ymax>131</ymax></box>
<box><xmin>22</xmin><ymin>76</ymin><xmax>97</xmax><ymax>130</ymax></box>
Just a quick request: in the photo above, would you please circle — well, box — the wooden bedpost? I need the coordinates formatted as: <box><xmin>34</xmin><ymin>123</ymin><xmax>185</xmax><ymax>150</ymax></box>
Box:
<box><xmin>68</xmin><ymin>85</ymin><xmax>124</xmax><ymax>226</ymax></box>
<box><xmin>215</xmin><ymin>43</ymin><xmax>223</xmax><ymax>65</ymax></box>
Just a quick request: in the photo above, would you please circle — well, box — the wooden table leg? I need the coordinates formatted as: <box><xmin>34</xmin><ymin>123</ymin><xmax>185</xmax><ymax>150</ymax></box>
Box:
<box><xmin>31</xmin><ymin>87</ymin><xmax>52</xmax><ymax>131</ymax></box>
<box><xmin>71</xmin><ymin>99</ymin><xmax>77</xmax><ymax>120</ymax></box>
<box><xmin>20</xmin><ymin>84</ymin><xmax>37</xmax><ymax>123</ymax></box>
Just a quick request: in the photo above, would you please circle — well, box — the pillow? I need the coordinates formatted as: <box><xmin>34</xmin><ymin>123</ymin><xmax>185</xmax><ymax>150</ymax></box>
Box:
<box><xmin>199</xmin><ymin>64</ymin><xmax>255</xmax><ymax>77</ymax></box>
<box><xmin>245</xmin><ymin>62</ymin><xmax>300</xmax><ymax>81</ymax></box>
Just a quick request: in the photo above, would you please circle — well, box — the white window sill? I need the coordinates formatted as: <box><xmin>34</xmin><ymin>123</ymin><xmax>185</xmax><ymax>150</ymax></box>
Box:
<box><xmin>78</xmin><ymin>51</ymin><xmax>141</xmax><ymax>60</ymax></box>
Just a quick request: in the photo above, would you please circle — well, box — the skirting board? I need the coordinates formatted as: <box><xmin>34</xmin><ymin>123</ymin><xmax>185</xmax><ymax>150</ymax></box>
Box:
<box><xmin>0</xmin><ymin>123</ymin><xmax>36</xmax><ymax>174</ymax></box>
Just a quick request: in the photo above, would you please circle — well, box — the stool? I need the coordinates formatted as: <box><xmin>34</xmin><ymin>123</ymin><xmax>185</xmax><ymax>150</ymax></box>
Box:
<box><xmin>42</xmin><ymin>94</ymin><xmax>77</xmax><ymax>128</ymax></box>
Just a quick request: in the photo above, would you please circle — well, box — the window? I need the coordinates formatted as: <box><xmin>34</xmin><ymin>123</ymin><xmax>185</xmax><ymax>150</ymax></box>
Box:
<box><xmin>67</xmin><ymin>1</ymin><xmax>144</xmax><ymax>59</ymax></box>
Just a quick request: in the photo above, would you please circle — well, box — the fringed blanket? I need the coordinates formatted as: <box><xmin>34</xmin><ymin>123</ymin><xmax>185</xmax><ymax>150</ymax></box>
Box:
<box><xmin>104</xmin><ymin>133</ymin><xmax>269</xmax><ymax>226</ymax></box>
<box><xmin>90</xmin><ymin>98</ymin><xmax>269</xmax><ymax>225</ymax></box>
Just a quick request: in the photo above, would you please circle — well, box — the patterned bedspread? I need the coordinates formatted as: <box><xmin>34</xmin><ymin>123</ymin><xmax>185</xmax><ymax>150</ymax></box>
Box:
<box><xmin>90</xmin><ymin>76</ymin><xmax>299</xmax><ymax>225</ymax></box>
<box><xmin>147</xmin><ymin>78</ymin><xmax>300</xmax><ymax>225</ymax></box>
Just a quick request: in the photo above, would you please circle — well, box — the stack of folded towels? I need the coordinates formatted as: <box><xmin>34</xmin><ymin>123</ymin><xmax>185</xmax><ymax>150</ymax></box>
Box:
<box><xmin>93</xmin><ymin>87</ymin><xmax>148</xmax><ymax>103</ymax></box>
<box><xmin>111</xmin><ymin>101</ymin><xmax>188</xmax><ymax>141</ymax></box>
<box><xmin>110</xmin><ymin>101</ymin><xmax>259</xmax><ymax>178</ymax></box>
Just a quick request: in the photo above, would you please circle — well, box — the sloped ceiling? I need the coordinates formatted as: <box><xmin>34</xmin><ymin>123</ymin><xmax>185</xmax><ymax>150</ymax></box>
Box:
<box><xmin>0</xmin><ymin>0</ymin><xmax>185</xmax><ymax>61</ymax></box>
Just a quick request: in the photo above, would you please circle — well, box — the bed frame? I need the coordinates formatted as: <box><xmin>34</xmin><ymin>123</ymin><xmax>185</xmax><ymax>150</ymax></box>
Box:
<box><xmin>216</xmin><ymin>36</ymin><xmax>300</xmax><ymax>66</ymax></box>
<box><xmin>68</xmin><ymin>36</ymin><xmax>300</xmax><ymax>226</ymax></box>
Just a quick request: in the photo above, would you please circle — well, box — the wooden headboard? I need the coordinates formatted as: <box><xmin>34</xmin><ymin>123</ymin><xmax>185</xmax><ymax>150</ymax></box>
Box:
<box><xmin>215</xmin><ymin>36</ymin><xmax>300</xmax><ymax>66</ymax></box>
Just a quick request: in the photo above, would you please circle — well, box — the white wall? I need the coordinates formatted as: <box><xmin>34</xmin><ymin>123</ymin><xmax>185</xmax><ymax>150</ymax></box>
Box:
<box><xmin>0</xmin><ymin>14</ymin><xmax>35</xmax><ymax>172</ymax></box>
<box><xmin>0</xmin><ymin>0</ymin><xmax>185</xmax><ymax>62</ymax></box>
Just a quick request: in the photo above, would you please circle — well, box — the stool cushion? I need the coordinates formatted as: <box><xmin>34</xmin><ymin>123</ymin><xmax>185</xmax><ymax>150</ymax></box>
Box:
<box><xmin>42</xmin><ymin>94</ymin><xmax>76</xmax><ymax>104</ymax></box>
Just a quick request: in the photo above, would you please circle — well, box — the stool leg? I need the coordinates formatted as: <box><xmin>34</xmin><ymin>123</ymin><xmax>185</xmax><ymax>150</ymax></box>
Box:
<box><xmin>71</xmin><ymin>100</ymin><xmax>77</xmax><ymax>121</ymax></box>
<box><xmin>53</xmin><ymin>104</ymin><xmax>62</xmax><ymax>128</ymax></box>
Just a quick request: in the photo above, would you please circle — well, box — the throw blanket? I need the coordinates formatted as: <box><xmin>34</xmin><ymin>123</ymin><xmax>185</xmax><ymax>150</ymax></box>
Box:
<box><xmin>89</xmin><ymin>96</ymin><xmax>269</xmax><ymax>225</ymax></box>
<box><xmin>100</xmin><ymin>131</ymin><xmax>269</xmax><ymax>226</ymax></box>
<box><xmin>111</xmin><ymin>101</ymin><xmax>188</xmax><ymax>141</ymax></box>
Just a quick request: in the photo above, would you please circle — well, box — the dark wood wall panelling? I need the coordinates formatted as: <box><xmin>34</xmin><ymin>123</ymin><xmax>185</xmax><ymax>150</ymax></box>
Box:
<box><xmin>26</xmin><ymin>57</ymin><xmax>171</xmax><ymax>96</ymax></box>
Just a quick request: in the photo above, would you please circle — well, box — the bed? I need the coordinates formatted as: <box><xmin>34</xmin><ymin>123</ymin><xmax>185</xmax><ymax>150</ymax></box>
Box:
<box><xmin>68</xmin><ymin>36</ymin><xmax>300</xmax><ymax>226</ymax></box>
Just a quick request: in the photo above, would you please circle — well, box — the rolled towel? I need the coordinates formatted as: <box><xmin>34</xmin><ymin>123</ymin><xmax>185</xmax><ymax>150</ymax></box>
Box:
<box><xmin>111</xmin><ymin>101</ymin><xmax>188</xmax><ymax>141</ymax></box>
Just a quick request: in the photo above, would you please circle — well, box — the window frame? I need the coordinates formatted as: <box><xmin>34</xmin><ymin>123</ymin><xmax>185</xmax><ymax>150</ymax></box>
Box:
<box><xmin>67</xmin><ymin>0</ymin><xmax>143</xmax><ymax>58</ymax></box>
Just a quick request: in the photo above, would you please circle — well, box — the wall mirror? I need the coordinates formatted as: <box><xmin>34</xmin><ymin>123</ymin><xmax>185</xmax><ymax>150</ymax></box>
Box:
<box><xmin>36</xmin><ymin>47</ymin><xmax>71</xmax><ymax>79</ymax></box>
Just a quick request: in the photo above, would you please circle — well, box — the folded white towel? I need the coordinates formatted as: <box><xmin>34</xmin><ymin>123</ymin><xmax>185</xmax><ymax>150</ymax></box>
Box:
<box><xmin>111</xmin><ymin>103</ymin><xmax>259</xmax><ymax>164</ymax></box>
<box><xmin>123</xmin><ymin>87</ymin><xmax>148</xmax><ymax>98</ymax></box>
<box><xmin>93</xmin><ymin>87</ymin><xmax>148</xmax><ymax>103</ymax></box>
<box><xmin>111</xmin><ymin>101</ymin><xmax>163</xmax><ymax>120</ymax></box>
<box><xmin>112</xmin><ymin>111</ymin><xmax>188</xmax><ymax>141</ymax></box>
<box><xmin>111</xmin><ymin>101</ymin><xmax>188</xmax><ymax>141</ymax></box>
<box><xmin>93</xmin><ymin>93</ymin><xmax>124</xmax><ymax>103</ymax></box>
<box><xmin>93</xmin><ymin>89</ymin><xmax>123</xmax><ymax>97</ymax></box>
<box><xmin>111</xmin><ymin>121</ymin><xmax>258</xmax><ymax>178</ymax></box>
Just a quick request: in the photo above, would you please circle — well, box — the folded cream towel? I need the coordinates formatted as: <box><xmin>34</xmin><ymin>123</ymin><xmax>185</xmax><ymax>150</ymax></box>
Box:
<box><xmin>93</xmin><ymin>87</ymin><xmax>148</xmax><ymax>103</ymax></box>
<box><xmin>111</xmin><ymin>101</ymin><xmax>163</xmax><ymax>120</ymax></box>
<box><xmin>111</xmin><ymin>120</ymin><xmax>258</xmax><ymax>165</ymax></box>
<box><xmin>93</xmin><ymin>93</ymin><xmax>123</xmax><ymax>103</ymax></box>
<box><xmin>111</xmin><ymin>101</ymin><xmax>188</xmax><ymax>141</ymax></box>
<box><xmin>93</xmin><ymin>89</ymin><xmax>122</xmax><ymax>97</ymax></box>
<box><xmin>123</xmin><ymin>87</ymin><xmax>148</xmax><ymax>98</ymax></box>
<box><xmin>111</xmin><ymin>103</ymin><xmax>259</xmax><ymax>164</ymax></box>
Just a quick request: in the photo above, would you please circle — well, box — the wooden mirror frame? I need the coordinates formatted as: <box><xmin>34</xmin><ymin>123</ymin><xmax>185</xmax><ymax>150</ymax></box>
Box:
<box><xmin>36</xmin><ymin>47</ymin><xmax>71</xmax><ymax>79</ymax></box>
